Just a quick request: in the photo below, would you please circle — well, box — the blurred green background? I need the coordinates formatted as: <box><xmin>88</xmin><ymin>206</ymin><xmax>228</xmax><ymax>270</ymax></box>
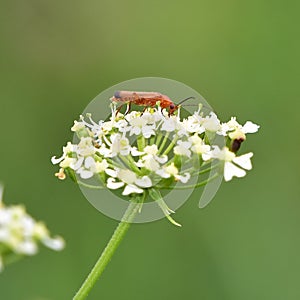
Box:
<box><xmin>0</xmin><ymin>0</ymin><xmax>299</xmax><ymax>299</ymax></box>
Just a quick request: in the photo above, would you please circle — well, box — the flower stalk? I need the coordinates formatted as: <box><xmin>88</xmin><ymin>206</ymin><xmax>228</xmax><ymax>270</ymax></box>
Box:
<box><xmin>73</xmin><ymin>199</ymin><xmax>141</xmax><ymax>300</ymax></box>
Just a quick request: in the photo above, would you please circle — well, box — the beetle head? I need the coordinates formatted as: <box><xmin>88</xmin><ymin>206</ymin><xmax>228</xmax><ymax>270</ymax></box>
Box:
<box><xmin>168</xmin><ymin>103</ymin><xmax>178</xmax><ymax>115</ymax></box>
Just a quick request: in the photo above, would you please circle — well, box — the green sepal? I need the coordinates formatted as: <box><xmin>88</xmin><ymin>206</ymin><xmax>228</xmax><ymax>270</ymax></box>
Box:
<box><xmin>65</xmin><ymin>168</ymin><xmax>77</xmax><ymax>183</ymax></box>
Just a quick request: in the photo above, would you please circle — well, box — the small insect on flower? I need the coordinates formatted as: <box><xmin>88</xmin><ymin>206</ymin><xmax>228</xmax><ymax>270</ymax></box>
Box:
<box><xmin>110</xmin><ymin>91</ymin><xmax>195</xmax><ymax>116</ymax></box>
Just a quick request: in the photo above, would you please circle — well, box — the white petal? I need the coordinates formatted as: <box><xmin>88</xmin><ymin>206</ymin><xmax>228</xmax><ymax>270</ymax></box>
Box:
<box><xmin>202</xmin><ymin>151</ymin><xmax>212</xmax><ymax>161</ymax></box>
<box><xmin>0</xmin><ymin>210</ymin><xmax>12</xmax><ymax>226</ymax></box>
<box><xmin>122</xmin><ymin>184</ymin><xmax>143</xmax><ymax>195</ymax></box>
<box><xmin>142</xmin><ymin>125</ymin><xmax>155</xmax><ymax>138</ymax></box>
<box><xmin>242</xmin><ymin>121</ymin><xmax>260</xmax><ymax>134</ymax></box>
<box><xmin>131</xmin><ymin>147</ymin><xmax>145</xmax><ymax>156</ymax></box>
<box><xmin>233</xmin><ymin>152</ymin><xmax>253</xmax><ymax>170</ymax></box>
<box><xmin>72</xmin><ymin>156</ymin><xmax>84</xmax><ymax>170</ymax></box>
<box><xmin>156</xmin><ymin>169</ymin><xmax>170</xmax><ymax>178</ymax></box>
<box><xmin>105</xmin><ymin>168</ymin><xmax>118</xmax><ymax>178</ymax></box>
<box><xmin>99</xmin><ymin>144</ymin><xmax>112</xmax><ymax>157</ymax></box>
<box><xmin>0</xmin><ymin>228</ymin><xmax>10</xmax><ymax>241</ymax></box>
<box><xmin>155</xmin><ymin>155</ymin><xmax>168</xmax><ymax>164</ymax></box>
<box><xmin>51</xmin><ymin>155</ymin><xmax>65</xmax><ymax>165</ymax></box>
<box><xmin>130</xmin><ymin>127</ymin><xmax>141</xmax><ymax>136</ymax></box>
<box><xmin>107</xmin><ymin>178</ymin><xmax>124</xmax><ymax>189</ymax></box>
<box><xmin>224</xmin><ymin>162</ymin><xmax>246</xmax><ymax>181</ymax></box>
<box><xmin>78</xmin><ymin>169</ymin><xmax>94</xmax><ymax>179</ymax></box>
<box><xmin>176</xmin><ymin>172</ymin><xmax>191</xmax><ymax>183</ymax></box>
<box><xmin>120</xmin><ymin>148</ymin><xmax>131</xmax><ymax>156</ymax></box>
<box><xmin>16</xmin><ymin>240</ymin><xmax>38</xmax><ymax>255</ymax></box>
<box><xmin>84</xmin><ymin>156</ymin><xmax>95</xmax><ymax>168</ymax></box>
<box><xmin>135</xmin><ymin>160</ymin><xmax>145</xmax><ymax>168</ymax></box>
<box><xmin>135</xmin><ymin>176</ymin><xmax>152</xmax><ymax>188</ymax></box>
<box><xmin>117</xmin><ymin>169</ymin><xmax>137</xmax><ymax>184</ymax></box>
<box><xmin>42</xmin><ymin>236</ymin><xmax>65</xmax><ymax>251</ymax></box>
<box><xmin>144</xmin><ymin>157</ymin><xmax>160</xmax><ymax>171</ymax></box>
<box><xmin>144</xmin><ymin>145</ymin><xmax>159</xmax><ymax>155</ymax></box>
<box><xmin>174</xmin><ymin>145</ymin><xmax>191</xmax><ymax>157</ymax></box>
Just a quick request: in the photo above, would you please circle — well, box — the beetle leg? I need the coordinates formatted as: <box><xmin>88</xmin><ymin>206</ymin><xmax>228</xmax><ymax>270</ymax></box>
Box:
<box><xmin>116</xmin><ymin>104</ymin><xmax>124</xmax><ymax>116</ymax></box>
<box><xmin>140</xmin><ymin>106</ymin><xmax>150</xmax><ymax>116</ymax></box>
<box><xmin>124</xmin><ymin>102</ymin><xmax>131</xmax><ymax>115</ymax></box>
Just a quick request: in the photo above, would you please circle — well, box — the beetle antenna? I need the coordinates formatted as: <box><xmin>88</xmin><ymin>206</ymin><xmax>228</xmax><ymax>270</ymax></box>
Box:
<box><xmin>177</xmin><ymin>96</ymin><xmax>195</xmax><ymax>105</ymax></box>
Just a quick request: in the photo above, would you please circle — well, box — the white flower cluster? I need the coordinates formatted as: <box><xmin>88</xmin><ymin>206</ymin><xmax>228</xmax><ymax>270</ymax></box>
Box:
<box><xmin>52</xmin><ymin>104</ymin><xmax>259</xmax><ymax>196</ymax></box>
<box><xmin>0</xmin><ymin>187</ymin><xmax>65</xmax><ymax>271</ymax></box>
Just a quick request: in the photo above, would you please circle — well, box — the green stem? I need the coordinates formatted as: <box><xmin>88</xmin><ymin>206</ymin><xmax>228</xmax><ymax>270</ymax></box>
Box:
<box><xmin>157</xmin><ymin>132</ymin><xmax>169</xmax><ymax>154</ymax></box>
<box><xmin>137</xmin><ymin>136</ymin><xmax>145</xmax><ymax>151</ymax></box>
<box><xmin>119</xmin><ymin>156</ymin><xmax>142</xmax><ymax>175</ymax></box>
<box><xmin>162</xmin><ymin>135</ymin><xmax>178</xmax><ymax>156</ymax></box>
<box><xmin>156</xmin><ymin>173</ymin><xmax>220</xmax><ymax>190</ymax></box>
<box><xmin>155</xmin><ymin>133</ymin><xmax>163</xmax><ymax>147</ymax></box>
<box><xmin>73</xmin><ymin>200</ymin><xmax>140</xmax><ymax>300</ymax></box>
<box><xmin>189</xmin><ymin>163</ymin><xmax>220</xmax><ymax>177</ymax></box>
<box><xmin>149</xmin><ymin>136</ymin><xmax>156</xmax><ymax>145</ymax></box>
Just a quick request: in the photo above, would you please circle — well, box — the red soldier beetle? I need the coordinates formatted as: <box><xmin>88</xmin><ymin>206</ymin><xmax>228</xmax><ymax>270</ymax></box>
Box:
<box><xmin>110</xmin><ymin>91</ymin><xmax>195</xmax><ymax>116</ymax></box>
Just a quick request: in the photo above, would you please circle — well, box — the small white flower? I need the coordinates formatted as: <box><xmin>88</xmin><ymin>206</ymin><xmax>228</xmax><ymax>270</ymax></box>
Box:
<box><xmin>71</xmin><ymin>120</ymin><xmax>85</xmax><ymax>132</ymax></box>
<box><xmin>110</xmin><ymin>134</ymin><xmax>131</xmax><ymax>157</ymax></box>
<box><xmin>212</xmin><ymin>146</ymin><xmax>253</xmax><ymax>181</ymax></box>
<box><xmin>143</xmin><ymin>156</ymin><xmax>160</xmax><ymax>171</ymax></box>
<box><xmin>77</xmin><ymin>137</ymin><xmax>95</xmax><ymax>157</ymax></box>
<box><xmin>176</xmin><ymin>173</ymin><xmax>191</xmax><ymax>183</ymax></box>
<box><xmin>201</xmin><ymin>112</ymin><xmax>221</xmax><ymax>132</ymax></box>
<box><xmin>51</xmin><ymin>142</ymin><xmax>75</xmax><ymax>165</ymax></box>
<box><xmin>106</xmin><ymin>170</ymin><xmax>152</xmax><ymax>195</ymax></box>
<box><xmin>102</xmin><ymin>120</ymin><xmax>114</xmax><ymax>132</ymax></box>
<box><xmin>188</xmin><ymin>134</ymin><xmax>211</xmax><ymax>160</ymax></box>
<box><xmin>219</xmin><ymin>117</ymin><xmax>260</xmax><ymax>139</ymax></box>
<box><xmin>179</xmin><ymin>117</ymin><xmax>205</xmax><ymax>135</ymax></box>
<box><xmin>174</xmin><ymin>140</ymin><xmax>192</xmax><ymax>158</ymax></box>
<box><xmin>233</xmin><ymin>152</ymin><xmax>253</xmax><ymax>170</ymax></box>
<box><xmin>114</xmin><ymin>119</ymin><xmax>129</xmax><ymax>132</ymax></box>
<box><xmin>98</xmin><ymin>143</ymin><xmax>112</xmax><ymax>157</ymax></box>
<box><xmin>156</xmin><ymin>163</ymin><xmax>191</xmax><ymax>183</ymax></box>
<box><xmin>135</xmin><ymin>144</ymin><xmax>168</xmax><ymax>171</ymax></box>
<box><xmin>161</xmin><ymin>116</ymin><xmax>181</xmax><ymax>132</ymax></box>
<box><xmin>59</xmin><ymin>156</ymin><xmax>77</xmax><ymax>169</ymax></box>
<box><xmin>117</xmin><ymin>169</ymin><xmax>137</xmax><ymax>185</ymax></box>
<box><xmin>125</xmin><ymin>111</ymin><xmax>141</xmax><ymax>122</ymax></box>
<box><xmin>144</xmin><ymin>145</ymin><xmax>159</xmax><ymax>156</ymax></box>
<box><xmin>93</xmin><ymin>159</ymin><xmax>109</xmax><ymax>173</ymax></box>
<box><xmin>127</xmin><ymin>114</ymin><xmax>156</xmax><ymax>138</ymax></box>
<box><xmin>242</xmin><ymin>121</ymin><xmax>260</xmax><ymax>134</ymax></box>
<box><xmin>142</xmin><ymin>110</ymin><xmax>162</xmax><ymax>124</ymax></box>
